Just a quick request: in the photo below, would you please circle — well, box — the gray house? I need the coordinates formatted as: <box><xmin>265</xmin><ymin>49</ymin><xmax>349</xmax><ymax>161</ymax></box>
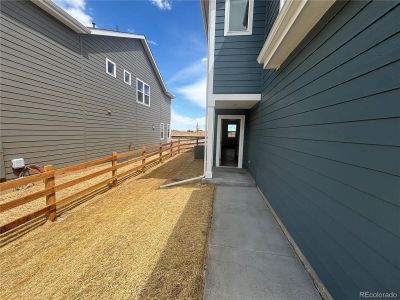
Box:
<box><xmin>201</xmin><ymin>0</ymin><xmax>400</xmax><ymax>298</ymax></box>
<box><xmin>0</xmin><ymin>0</ymin><xmax>173</xmax><ymax>180</ymax></box>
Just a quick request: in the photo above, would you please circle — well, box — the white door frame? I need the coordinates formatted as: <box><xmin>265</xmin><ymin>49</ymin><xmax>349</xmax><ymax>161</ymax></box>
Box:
<box><xmin>216</xmin><ymin>115</ymin><xmax>245</xmax><ymax>168</ymax></box>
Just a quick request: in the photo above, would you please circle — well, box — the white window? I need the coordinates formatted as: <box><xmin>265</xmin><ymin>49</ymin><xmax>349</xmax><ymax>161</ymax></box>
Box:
<box><xmin>124</xmin><ymin>70</ymin><xmax>131</xmax><ymax>85</ymax></box>
<box><xmin>224</xmin><ymin>0</ymin><xmax>254</xmax><ymax>36</ymax></box>
<box><xmin>160</xmin><ymin>123</ymin><xmax>165</xmax><ymax>140</ymax></box>
<box><xmin>106</xmin><ymin>58</ymin><xmax>116</xmax><ymax>77</ymax></box>
<box><xmin>136</xmin><ymin>78</ymin><xmax>150</xmax><ymax>107</ymax></box>
<box><xmin>167</xmin><ymin>124</ymin><xmax>171</xmax><ymax>139</ymax></box>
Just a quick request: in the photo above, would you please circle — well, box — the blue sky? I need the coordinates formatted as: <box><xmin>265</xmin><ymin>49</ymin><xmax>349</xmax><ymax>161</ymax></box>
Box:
<box><xmin>54</xmin><ymin>0</ymin><xmax>207</xmax><ymax>130</ymax></box>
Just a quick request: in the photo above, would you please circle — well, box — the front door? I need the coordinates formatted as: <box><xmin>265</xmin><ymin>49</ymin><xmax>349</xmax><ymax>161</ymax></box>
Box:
<box><xmin>220</xmin><ymin>119</ymin><xmax>240</xmax><ymax>167</ymax></box>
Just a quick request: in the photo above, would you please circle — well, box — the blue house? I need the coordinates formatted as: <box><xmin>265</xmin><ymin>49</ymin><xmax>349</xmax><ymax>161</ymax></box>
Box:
<box><xmin>201</xmin><ymin>0</ymin><xmax>400</xmax><ymax>298</ymax></box>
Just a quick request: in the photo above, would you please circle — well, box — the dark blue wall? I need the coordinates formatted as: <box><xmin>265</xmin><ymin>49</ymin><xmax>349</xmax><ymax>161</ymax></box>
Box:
<box><xmin>213</xmin><ymin>0</ymin><xmax>266</xmax><ymax>94</ymax></box>
<box><xmin>245</xmin><ymin>1</ymin><xmax>400</xmax><ymax>299</ymax></box>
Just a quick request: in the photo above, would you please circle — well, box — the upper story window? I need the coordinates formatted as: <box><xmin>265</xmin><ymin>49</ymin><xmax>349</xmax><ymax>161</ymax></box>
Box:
<box><xmin>124</xmin><ymin>70</ymin><xmax>131</xmax><ymax>85</ymax></box>
<box><xmin>136</xmin><ymin>78</ymin><xmax>150</xmax><ymax>107</ymax></box>
<box><xmin>106</xmin><ymin>58</ymin><xmax>116</xmax><ymax>77</ymax></box>
<box><xmin>224</xmin><ymin>0</ymin><xmax>254</xmax><ymax>36</ymax></box>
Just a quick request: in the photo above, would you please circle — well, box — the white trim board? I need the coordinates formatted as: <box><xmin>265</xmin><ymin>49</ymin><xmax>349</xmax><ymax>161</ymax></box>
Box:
<box><xmin>212</xmin><ymin>93</ymin><xmax>261</xmax><ymax>101</ymax></box>
<box><xmin>257</xmin><ymin>0</ymin><xmax>335</xmax><ymax>69</ymax></box>
<box><xmin>204</xmin><ymin>0</ymin><xmax>217</xmax><ymax>179</ymax></box>
<box><xmin>216</xmin><ymin>115</ymin><xmax>245</xmax><ymax>168</ymax></box>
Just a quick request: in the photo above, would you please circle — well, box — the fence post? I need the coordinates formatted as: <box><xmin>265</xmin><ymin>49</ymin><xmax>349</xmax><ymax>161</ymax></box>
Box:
<box><xmin>170</xmin><ymin>141</ymin><xmax>173</xmax><ymax>157</ymax></box>
<box><xmin>141</xmin><ymin>146</ymin><xmax>146</xmax><ymax>173</ymax></box>
<box><xmin>44</xmin><ymin>165</ymin><xmax>56</xmax><ymax>222</ymax></box>
<box><xmin>159</xmin><ymin>143</ymin><xmax>163</xmax><ymax>163</ymax></box>
<box><xmin>196</xmin><ymin>138</ymin><xmax>199</xmax><ymax>146</ymax></box>
<box><xmin>178</xmin><ymin>138</ymin><xmax>181</xmax><ymax>154</ymax></box>
<box><xmin>111</xmin><ymin>151</ymin><xmax>117</xmax><ymax>187</ymax></box>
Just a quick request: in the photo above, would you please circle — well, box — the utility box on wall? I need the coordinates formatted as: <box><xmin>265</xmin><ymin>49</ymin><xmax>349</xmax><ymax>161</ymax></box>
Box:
<box><xmin>194</xmin><ymin>145</ymin><xmax>204</xmax><ymax>159</ymax></box>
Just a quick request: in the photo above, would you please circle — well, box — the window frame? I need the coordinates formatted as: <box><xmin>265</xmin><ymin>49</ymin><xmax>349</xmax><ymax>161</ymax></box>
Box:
<box><xmin>224</xmin><ymin>0</ymin><xmax>254</xmax><ymax>36</ymax></box>
<box><xmin>160</xmin><ymin>123</ymin><xmax>165</xmax><ymax>140</ymax></box>
<box><xmin>136</xmin><ymin>78</ymin><xmax>151</xmax><ymax>107</ymax></box>
<box><xmin>167</xmin><ymin>124</ymin><xmax>171</xmax><ymax>140</ymax></box>
<box><xmin>105</xmin><ymin>58</ymin><xmax>116</xmax><ymax>78</ymax></box>
<box><xmin>123</xmin><ymin>70</ymin><xmax>131</xmax><ymax>85</ymax></box>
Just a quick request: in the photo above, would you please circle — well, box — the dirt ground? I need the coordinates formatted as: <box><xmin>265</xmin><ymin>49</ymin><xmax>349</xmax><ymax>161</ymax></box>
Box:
<box><xmin>0</xmin><ymin>152</ymin><xmax>214</xmax><ymax>300</ymax></box>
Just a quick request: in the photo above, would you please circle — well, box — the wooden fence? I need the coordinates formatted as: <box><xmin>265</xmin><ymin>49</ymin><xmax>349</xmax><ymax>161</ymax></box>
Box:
<box><xmin>0</xmin><ymin>138</ymin><xmax>205</xmax><ymax>234</ymax></box>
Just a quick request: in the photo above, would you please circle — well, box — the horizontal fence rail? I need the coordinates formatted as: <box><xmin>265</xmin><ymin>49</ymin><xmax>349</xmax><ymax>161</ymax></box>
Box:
<box><xmin>0</xmin><ymin>138</ymin><xmax>204</xmax><ymax>234</ymax></box>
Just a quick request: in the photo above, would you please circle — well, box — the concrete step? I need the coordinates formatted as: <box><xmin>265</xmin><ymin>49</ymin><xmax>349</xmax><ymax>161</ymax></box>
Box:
<box><xmin>203</xmin><ymin>168</ymin><xmax>256</xmax><ymax>187</ymax></box>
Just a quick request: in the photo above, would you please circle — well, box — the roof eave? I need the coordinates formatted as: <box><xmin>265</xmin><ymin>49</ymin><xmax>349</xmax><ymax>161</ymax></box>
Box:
<box><xmin>31</xmin><ymin>1</ymin><xmax>174</xmax><ymax>99</ymax></box>
<box><xmin>31</xmin><ymin>0</ymin><xmax>90</xmax><ymax>33</ymax></box>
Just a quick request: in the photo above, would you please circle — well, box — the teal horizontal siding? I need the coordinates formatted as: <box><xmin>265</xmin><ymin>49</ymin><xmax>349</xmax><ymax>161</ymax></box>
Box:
<box><xmin>213</xmin><ymin>0</ymin><xmax>266</xmax><ymax>94</ymax></box>
<box><xmin>245</xmin><ymin>1</ymin><xmax>400</xmax><ymax>299</ymax></box>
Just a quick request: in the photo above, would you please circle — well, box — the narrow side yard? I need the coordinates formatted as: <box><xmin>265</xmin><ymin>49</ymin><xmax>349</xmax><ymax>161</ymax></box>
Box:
<box><xmin>0</xmin><ymin>153</ymin><xmax>214</xmax><ymax>300</ymax></box>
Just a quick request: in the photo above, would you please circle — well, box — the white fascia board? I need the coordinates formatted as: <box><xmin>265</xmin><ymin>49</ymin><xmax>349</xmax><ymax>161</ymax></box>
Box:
<box><xmin>200</xmin><ymin>0</ymin><xmax>209</xmax><ymax>39</ymax></box>
<box><xmin>212</xmin><ymin>94</ymin><xmax>261</xmax><ymax>101</ymax></box>
<box><xmin>89</xmin><ymin>28</ymin><xmax>145</xmax><ymax>40</ymax></box>
<box><xmin>89</xmin><ymin>29</ymin><xmax>174</xmax><ymax>99</ymax></box>
<box><xmin>31</xmin><ymin>0</ymin><xmax>90</xmax><ymax>33</ymax></box>
<box><xmin>257</xmin><ymin>0</ymin><xmax>335</xmax><ymax>69</ymax></box>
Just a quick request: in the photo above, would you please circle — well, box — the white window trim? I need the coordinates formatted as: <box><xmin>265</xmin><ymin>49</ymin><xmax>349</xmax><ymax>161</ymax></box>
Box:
<box><xmin>167</xmin><ymin>124</ymin><xmax>171</xmax><ymax>140</ymax></box>
<box><xmin>216</xmin><ymin>115</ymin><xmax>245</xmax><ymax>168</ymax></box>
<box><xmin>136</xmin><ymin>78</ymin><xmax>151</xmax><ymax>107</ymax></box>
<box><xmin>160</xmin><ymin>123</ymin><xmax>165</xmax><ymax>140</ymax></box>
<box><xmin>224</xmin><ymin>0</ymin><xmax>254</xmax><ymax>36</ymax></box>
<box><xmin>257</xmin><ymin>0</ymin><xmax>335</xmax><ymax>69</ymax></box>
<box><xmin>106</xmin><ymin>58</ymin><xmax>116</xmax><ymax>77</ymax></box>
<box><xmin>123</xmin><ymin>70</ymin><xmax>131</xmax><ymax>85</ymax></box>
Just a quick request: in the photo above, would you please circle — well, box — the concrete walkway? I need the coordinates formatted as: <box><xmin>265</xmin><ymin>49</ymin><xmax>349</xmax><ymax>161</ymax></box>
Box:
<box><xmin>204</xmin><ymin>168</ymin><xmax>321</xmax><ymax>300</ymax></box>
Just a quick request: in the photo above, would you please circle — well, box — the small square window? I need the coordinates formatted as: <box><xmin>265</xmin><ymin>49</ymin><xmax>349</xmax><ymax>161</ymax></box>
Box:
<box><xmin>106</xmin><ymin>58</ymin><xmax>116</xmax><ymax>77</ymax></box>
<box><xmin>124</xmin><ymin>70</ymin><xmax>131</xmax><ymax>85</ymax></box>
<box><xmin>136</xmin><ymin>78</ymin><xmax>150</xmax><ymax>107</ymax></box>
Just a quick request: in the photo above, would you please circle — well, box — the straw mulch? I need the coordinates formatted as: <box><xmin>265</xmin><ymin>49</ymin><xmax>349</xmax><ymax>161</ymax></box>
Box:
<box><xmin>0</xmin><ymin>152</ymin><xmax>214</xmax><ymax>300</ymax></box>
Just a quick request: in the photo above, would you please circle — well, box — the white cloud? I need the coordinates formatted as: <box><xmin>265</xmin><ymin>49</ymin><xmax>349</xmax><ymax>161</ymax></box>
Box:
<box><xmin>171</xmin><ymin>110</ymin><xmax>205</xmax><ymax>131</ymax></box>
<box><xmin>148</xmin><ymin>40</ymin><xmax>158</xmax><ymax>46</ymax></box>
<box><xmin>168</xmin><ymin>57</ymin><xmax>207</xmax><ymax>84</ymax></box>
<box><xmin>149</xmin><ymin>0</ymin><xmax>172</xmax><ymax>10</ymax></box>
<box><xmin>176</xmin><ymin>77</ymin><xmax>207</xmax><ymax>108</ymax></box>
<box><xmin>53</xmin><ymin>0</ymin><xmax>93</xmax><ymax>26</ymax></box>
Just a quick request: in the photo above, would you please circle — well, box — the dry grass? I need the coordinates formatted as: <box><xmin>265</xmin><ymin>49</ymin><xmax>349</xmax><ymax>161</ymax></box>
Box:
<box><xmin>0</xmin><ymin>153</ymin><xmax>214</xmax><ymax>300</ymax></box>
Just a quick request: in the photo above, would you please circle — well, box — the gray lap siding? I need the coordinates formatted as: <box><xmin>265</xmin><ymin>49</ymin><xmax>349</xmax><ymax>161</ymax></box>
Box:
<box><xmin>245</xmin><ymin>0</ymin><xmax>400</xmax><ymax>299</ymax></box>
<box><xmin>0</xmin><ymin>0</ymin><xmax>170</xmax><ymax>179</ymax></box>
